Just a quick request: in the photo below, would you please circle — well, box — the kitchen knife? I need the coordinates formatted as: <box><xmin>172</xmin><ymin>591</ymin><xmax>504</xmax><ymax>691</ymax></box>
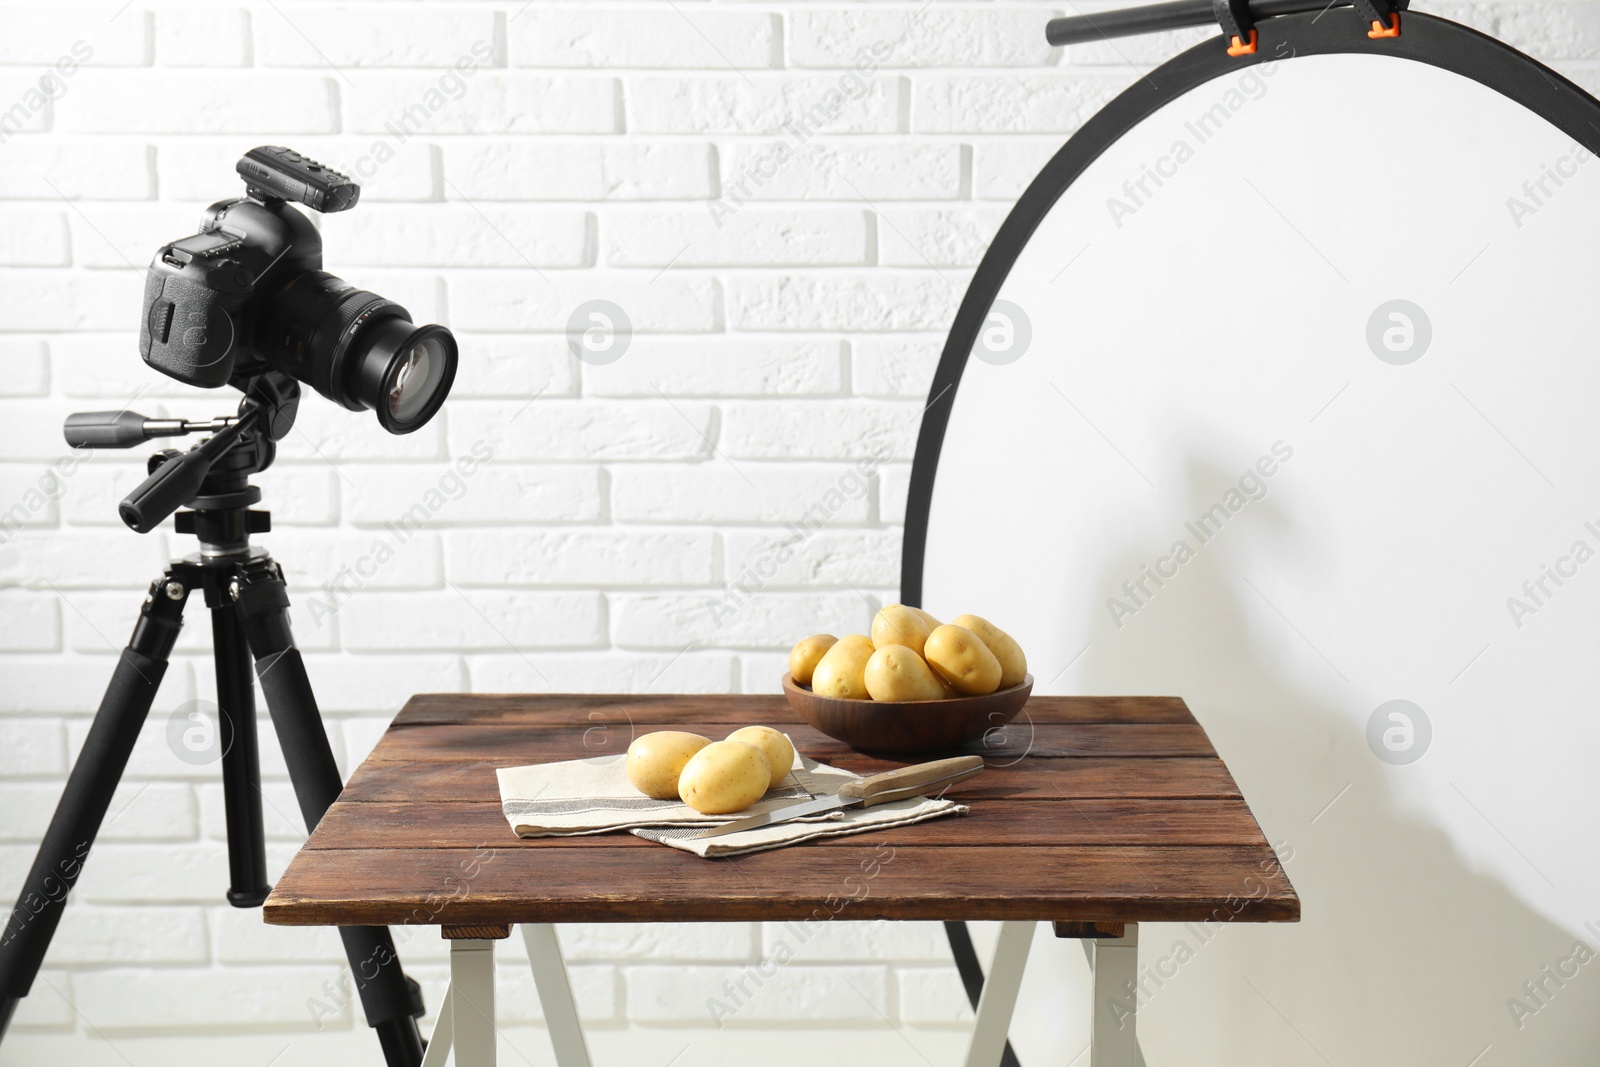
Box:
<box><xmin>681</xmin><ymin>755</ymin><xmax>985</xmax><ymax>841</ymax></box>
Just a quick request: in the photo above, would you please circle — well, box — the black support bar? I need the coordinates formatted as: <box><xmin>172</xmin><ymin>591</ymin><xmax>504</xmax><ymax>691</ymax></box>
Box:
<box><xmin>1046</xmin><ymin>0</ymin><xmax>1403</xmax><ymax>46</ymax></box>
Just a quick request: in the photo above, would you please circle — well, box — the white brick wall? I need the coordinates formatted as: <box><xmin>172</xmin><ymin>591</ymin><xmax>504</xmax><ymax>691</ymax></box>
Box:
<box><xmin>2</xmin><ymin>1</ymin><xmax>1597</xmax><ymax>1063</ymax></box>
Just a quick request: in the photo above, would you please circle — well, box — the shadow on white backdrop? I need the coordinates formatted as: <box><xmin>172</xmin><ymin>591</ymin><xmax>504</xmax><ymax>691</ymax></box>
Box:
<box><xmin>922</xmin><ymin>51</ymin><xmax>1600</xmax><ymax>1066</ymax></box>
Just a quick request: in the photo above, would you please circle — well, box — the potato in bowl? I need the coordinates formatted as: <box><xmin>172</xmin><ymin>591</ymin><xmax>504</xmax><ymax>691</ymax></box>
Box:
<box><xmin>792</xmin><ymin>606</ymin><xmax>1027</xmax><ymax>702</ymax></box>
<box><xmin>782</xmin><ymin>606</ymin><xmax>1033</xmax><ymax>753</ymax></box>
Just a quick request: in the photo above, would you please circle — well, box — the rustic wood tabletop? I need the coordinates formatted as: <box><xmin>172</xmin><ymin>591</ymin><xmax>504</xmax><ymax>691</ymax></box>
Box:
<box><xmin>263</xmin><ymin>694</ymin><xmax>1300</xmax><ymax>929</ymax></box>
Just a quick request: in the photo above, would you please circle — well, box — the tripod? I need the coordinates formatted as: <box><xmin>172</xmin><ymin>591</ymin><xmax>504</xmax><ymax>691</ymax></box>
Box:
<box><xmin>0</xmin><ymin>385</ymin><xmax>427</xmax><ymax>1066</ymax></box>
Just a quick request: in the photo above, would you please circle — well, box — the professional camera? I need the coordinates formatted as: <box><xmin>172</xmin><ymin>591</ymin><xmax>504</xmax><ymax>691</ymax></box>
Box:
<box><xmin>139</xmin><ymin>146</ymin><xmax>457</xmax><ymax>433</ymax></box>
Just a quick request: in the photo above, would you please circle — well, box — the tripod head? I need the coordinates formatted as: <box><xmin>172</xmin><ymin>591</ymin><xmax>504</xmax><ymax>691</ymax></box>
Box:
<box><xmin>64</xmin><ymin>372</ymin><xmax>300</xmax><ymax>536</ymax></box>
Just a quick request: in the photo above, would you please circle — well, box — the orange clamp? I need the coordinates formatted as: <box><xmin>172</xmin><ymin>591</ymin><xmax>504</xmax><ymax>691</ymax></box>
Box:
<box><xmin>1227</xmin><ymin>29</ymin><xmax>1259</xmax><ymax>56</ymax></box>
<box><xmin>1368</xmin><ymin>12</ymin><xmax>1400</xmax><ymax>37</ymax></box>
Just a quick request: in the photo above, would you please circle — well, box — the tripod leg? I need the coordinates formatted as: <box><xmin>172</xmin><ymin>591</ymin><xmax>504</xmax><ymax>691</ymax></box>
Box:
<box><xmin>0</xmin><ymin>571</ymin><xmax>190</xmax><ymax>1043</ymax></box>
<box><xmin>210</xmin><ymin>593</ymin><xmax>272</xmax><ymax>907</ymax></box>
<box><xmin>235</xmin><ymin>557</ymin><xmax>426</xmax><ymax>1067</ymax></box>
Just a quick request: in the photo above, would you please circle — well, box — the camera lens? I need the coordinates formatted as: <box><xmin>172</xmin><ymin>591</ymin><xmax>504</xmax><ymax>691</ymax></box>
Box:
<box><xmin>350</xmin><ymin>319</ymin><xmax>457</xmax><ymax>434</ymax></box>
<box><xmin>392</xmin><ymin>338</ymin><xmax>446</xmax><ymax>422</ymax></box>
<box><xmin>260</xmin><ymin>271</ymin><xmax>458</xmax><ymax>434</ymax></box>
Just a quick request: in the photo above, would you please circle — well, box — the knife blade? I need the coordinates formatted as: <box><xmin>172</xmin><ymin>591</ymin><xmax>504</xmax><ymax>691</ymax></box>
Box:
<box><xmin>680</xmin><ymin>755</ymin><xmax>984</xmax><ymax>841</ymax></box>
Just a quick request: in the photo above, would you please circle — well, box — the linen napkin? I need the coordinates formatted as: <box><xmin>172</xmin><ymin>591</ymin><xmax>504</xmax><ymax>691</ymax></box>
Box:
<box><xmin>496</xmin><ymin>746</ymin><xmax>967</xmax><ymax>859</ymax></box>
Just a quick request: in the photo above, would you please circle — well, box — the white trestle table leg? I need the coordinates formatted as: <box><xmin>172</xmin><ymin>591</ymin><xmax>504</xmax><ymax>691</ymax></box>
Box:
<box><xmin>419</xmin><ymin>986</ymin><xmax>453</xmax><ymax>1067</ymax></box>
<box><xmin>1085</xmin><ymin>923</ymin><xmax>1143</xmax><ymax>1067</ymax></box>
<box><xmin>961</xmin><ymin>920</ymin><xmax>1036</xmax><ymax>1067</ymax></box>
<box><xmin>450</xmin><ymin>938</ymin><xmax>497</xmax><ymax>1067</ymax></box>
<box><xmin>521</xmin><ymin>923</ymin><xmax>593</xmax><ymax>1067</ymax></box>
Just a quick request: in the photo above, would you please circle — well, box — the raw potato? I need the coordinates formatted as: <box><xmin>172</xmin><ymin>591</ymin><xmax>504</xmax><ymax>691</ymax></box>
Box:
<box><xmin>910</xmin><ymin>607</ymin><xmax>942</xmax><ymax>631</ymax></box>
<box><xmin>864</xmin><ymin>645</ymin><xmax>947</xmax><ymax>702</ymax></box>
<box><xmin>726</xmin><ymin>726</ymin><xmax>795</xmax><ymax>789</ymax></box>
<box><xmin>626</xmin><ymin>731</ymin><xmax>712</xmax><ymax>800</ymax></box>
<box><xmin>924</xmin><ymin>624</ymin><xmax>1004</xmax><ymax>695</ymax></box>
<box><xmin>951</xmin><ymin>614</ymin><xmax>1028</xmax><ymax>689</ymax></box>
<box><xmin>788</xmin><ymin>634</ymin><xmax>837</xmax><ymax>685</ymax></box>
<box><xmin>678</xmin><ymin>740</ymin><xmax>772</xmax><ymax>814</ymax></box>
<box><xmin>811</xmin><ymin>634</ymin><xmax>875</xmax><ymax>700</ymax></box>
<box><xmin>871</xmin><ymin>604</ymin><xmax>933</xmax><ymax>656</ymax></box>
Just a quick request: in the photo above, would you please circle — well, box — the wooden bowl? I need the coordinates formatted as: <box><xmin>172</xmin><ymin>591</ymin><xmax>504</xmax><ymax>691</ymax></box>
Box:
<box><xmin>781</xmin><ymin>672</ymin><xmax>1034</xmax><ymax>755</ymax></box>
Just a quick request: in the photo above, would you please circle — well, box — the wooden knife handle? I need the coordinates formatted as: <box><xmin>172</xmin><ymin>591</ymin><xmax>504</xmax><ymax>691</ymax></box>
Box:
<box><xmin>836</xmin><ymin>755</ymin><xmax>985</xmax><ymax>807</ymax></box>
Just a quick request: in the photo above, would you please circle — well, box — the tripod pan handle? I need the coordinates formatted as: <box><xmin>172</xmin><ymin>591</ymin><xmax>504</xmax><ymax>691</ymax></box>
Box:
<box><xmin>64</xmin><ymin>411</ymin><xmax>153</xmax><ymax>449</ymax></box>
<box><xmin>120</xmin><ymin>449</ymin><xmax>212</xmax><ymax>533</ymax></box>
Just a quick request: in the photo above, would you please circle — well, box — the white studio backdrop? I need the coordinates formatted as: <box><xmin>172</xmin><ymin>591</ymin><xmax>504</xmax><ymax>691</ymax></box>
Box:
<box><xmin>925</xmin><ymin>51</ymin><xmax>1600</xmax><ymax>1066</ymax></box>
<box><xmin>2</xmin><ymin>2</ymin><xmax>1600</xmax><ymax>1066</ymax></box>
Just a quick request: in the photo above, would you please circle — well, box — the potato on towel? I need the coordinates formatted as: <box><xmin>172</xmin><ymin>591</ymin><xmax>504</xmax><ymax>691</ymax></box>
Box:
<box><xmin>725</xmin><ymin>725</ymin><xmax>795</xmax><ymax>789</ymax></box>
<box><xmin>625</xmin><ymin>731</ymin><xmax>712</xmax><ymax>800</ymax></box>
<box><xmin>678</xmin><ymin>740</ymin><xmax>772</xmax><ymax>814</ymax></box>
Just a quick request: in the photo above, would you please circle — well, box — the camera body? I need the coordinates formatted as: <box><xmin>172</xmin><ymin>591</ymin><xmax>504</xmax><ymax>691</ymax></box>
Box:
<box><xmin>139</xmin><ymin>194</ymin><xmax>318</xmax><ymax>389</ymax></box>
<box><xmin>139</xmin><ymin>146</ymin><xmax>456</xmax><ymax>435</ymax></box>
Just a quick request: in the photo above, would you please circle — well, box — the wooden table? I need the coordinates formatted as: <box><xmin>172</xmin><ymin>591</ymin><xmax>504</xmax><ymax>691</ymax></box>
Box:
<box><xmin>265</xmin><ymin>694</ymin><xmax>1299</xmax><ymax>1067</ymax></box>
